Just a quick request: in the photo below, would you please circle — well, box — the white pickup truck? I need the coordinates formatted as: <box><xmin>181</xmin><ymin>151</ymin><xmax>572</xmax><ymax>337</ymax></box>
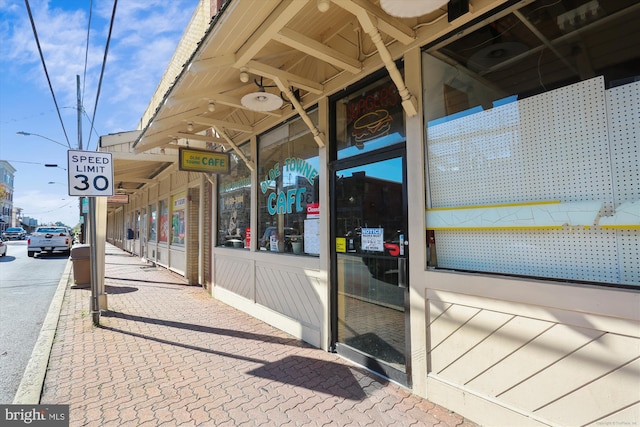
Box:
<box><xmin>27</xmin><ymin>226</ymin><xmax>72</xmax><ymax>258</ymax></box>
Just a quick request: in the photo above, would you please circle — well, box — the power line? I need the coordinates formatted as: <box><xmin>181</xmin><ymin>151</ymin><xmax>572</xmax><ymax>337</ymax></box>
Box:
<box><xmin>87</xmin><ymin>0</ymin><xmax>118</xmax><ymax>151</ymax></box>
<box><xmin>23</xmin><ymin>0</ymin><xmax>72</xmax><ymax>149</ymax></box>
<box><xmin>81</xmin><ymin>0</ymin><xmax>94</xmax><ymax>107</ymax></box>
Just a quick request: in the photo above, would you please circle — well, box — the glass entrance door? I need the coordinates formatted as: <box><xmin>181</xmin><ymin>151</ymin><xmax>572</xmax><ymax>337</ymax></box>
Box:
<box><xmin>332</xmin><ymin>151</ymin><xmax>409</xmax><ymax>385</ymax></box>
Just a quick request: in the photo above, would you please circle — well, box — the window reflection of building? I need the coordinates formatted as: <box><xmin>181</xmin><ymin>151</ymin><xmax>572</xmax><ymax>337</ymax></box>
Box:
<box><xmin>257</xmin><ymin>111</ymin><xmax>319</xmax><ymax>254</ymax></box>
<box><xmin>218</xmin><ymin>144</ymin><xmax>251</xmax><ymax>249</ymax></box>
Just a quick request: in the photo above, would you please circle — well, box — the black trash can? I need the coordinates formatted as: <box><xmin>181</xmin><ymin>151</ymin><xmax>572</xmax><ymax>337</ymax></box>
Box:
<box><xmin>70</xmin><ymin>244</ymin><xmax>91</xmax><ymax>286</ymax></box>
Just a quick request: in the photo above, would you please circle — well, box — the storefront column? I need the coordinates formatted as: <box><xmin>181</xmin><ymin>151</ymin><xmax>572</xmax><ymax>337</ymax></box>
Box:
<box><xmin>404</xmin><ymin>46</ymin><xmax>428</xmax><ymax>398</ymax></box>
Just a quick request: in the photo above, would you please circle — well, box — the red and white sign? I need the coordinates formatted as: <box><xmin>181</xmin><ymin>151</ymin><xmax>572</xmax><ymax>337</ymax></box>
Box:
<box><xmin>245</xmin><ymin>228</ymin><xmax>251</xmax><ymax>248</ymax></box>
<box><xmin>307</xmin><ymin>203</ymin><xmax>319</xmax><ymax>218</ymax></box>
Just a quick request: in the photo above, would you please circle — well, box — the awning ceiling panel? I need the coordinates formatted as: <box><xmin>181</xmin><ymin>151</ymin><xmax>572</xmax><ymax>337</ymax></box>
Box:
<box><xmin>133</xmin><ymin>0</ymin><xmax>455</xmax><ymax>153</ymax></box>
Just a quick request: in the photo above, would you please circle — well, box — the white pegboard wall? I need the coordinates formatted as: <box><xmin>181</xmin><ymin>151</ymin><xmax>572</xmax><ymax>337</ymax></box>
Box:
<box><xmin>426</xmin><ymin>77</ymin><xmax>639</xmax><ymax>286</ymax></box>
<box><xmin>434</xmin><ymin>228</ymin><xmax>623</xmax><ymax>284</ymax></box>
<box><xmin>427</xmin><ymin>77</ymin><xmax>613</xmax><ymax>208</ymax></box>
<box><xmin>606</xmin><ymin>81</ymin><xmax>640</xmax><ymax>206</ymax></box>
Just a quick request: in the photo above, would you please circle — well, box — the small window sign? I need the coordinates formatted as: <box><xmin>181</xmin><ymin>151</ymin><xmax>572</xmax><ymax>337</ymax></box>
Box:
<box><xmin>361</xmin><ymin>227</ymin><xmax>384</xmax><ymax>252</ymax></box>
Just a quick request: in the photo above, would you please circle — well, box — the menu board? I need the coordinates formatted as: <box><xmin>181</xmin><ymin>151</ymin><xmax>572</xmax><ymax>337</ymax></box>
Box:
<box><xmin>304</xmin><ymin>219</ymin><xmax>320</xmax><ymax>255</ymax></box>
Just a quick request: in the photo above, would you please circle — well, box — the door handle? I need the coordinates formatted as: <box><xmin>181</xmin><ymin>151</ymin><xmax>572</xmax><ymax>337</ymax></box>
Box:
<box><xmin>398</xmin><ymin>257</ymin><xmax>407</xmax><ymax>288</ymax></box>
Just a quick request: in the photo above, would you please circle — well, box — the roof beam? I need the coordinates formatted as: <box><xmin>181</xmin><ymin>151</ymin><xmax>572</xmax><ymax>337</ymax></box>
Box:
<box><xmin>274</xmin><ymin>76</ymin><xmax>325</xmax><ymax>148</ymax></box>
<box><xmin>234</xmin><ymin>0</ymin><xmax>308</xmax><ymax>68</ymax></box>
<box><xmin>110</xmin><ymin>152</ymin><xmax>173</xmax><ymax>162</ymax></box>
<box><xmin>213</xmin><ymin>126</ymin><xmax>255</xmax><ymax>171</ymax></box>
<box><xmin>112</xmin><ymin>177</ymin><xmax>157</xmax><ymax>184</ymax></box>
<box><xmin>188</xmin><ymin>117</ymin><xmax>253</xmax><ymax>133</ymax></box>
<box><xmin>333</xmin><ymin>0</ymin><xmax>415</xmax><ymax>45</ymax></box>
<box><xmin>246</xmin><ymin>60</ymin><xmax>324</xmax><ymax>94</ymax></box>
<box><xmin>187</xmin><ymin>53</ymin><xmax>236</xmax><ymax>74</ymax></box>
<box><xmin>149</xmin><ymin>107</ymin><xmax>202</xmax><ymax>127</ymax></box>
<box><xmin>356</xmin><ymin>11</ymin><xmax>418</xmax><ymax>116</ymax></box>
<box><xmin>273</xmin><ymin>27</ymin><xmax>362</xmax><ymax>74</ymax></box>
<box><xmin>173</xmin><ymin>132</ymin><xmax>228</xmax><ymax>144</ymax></box>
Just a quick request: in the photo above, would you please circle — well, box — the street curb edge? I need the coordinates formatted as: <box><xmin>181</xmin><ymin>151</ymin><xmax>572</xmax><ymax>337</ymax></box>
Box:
<box><xmin>12</xmin><ymin>259</ymin><xmax>73</xmax><ymax>404</ymax></box>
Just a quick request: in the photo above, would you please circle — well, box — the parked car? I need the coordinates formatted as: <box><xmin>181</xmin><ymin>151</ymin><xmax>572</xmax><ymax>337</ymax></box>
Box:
<box><xmin>0</xmin><ymin>237</ymin><xmax>7</xmax><ymax>257</ymax></box>
<box><xmin>2</xmin><ymin>227</ymin><xmax>26</xmax><ymax>240</ymax></box>
<box><xmin>27</xmin><ymin>226</ymin><xmax>72</xmax><ymax>257</ymax></box>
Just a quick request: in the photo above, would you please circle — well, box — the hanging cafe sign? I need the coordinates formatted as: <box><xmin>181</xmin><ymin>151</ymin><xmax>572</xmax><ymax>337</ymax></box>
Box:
<box><xmin>179</xmin><ymin>147</ymin><xmax>230</xmax><ymax>174</ymax></box>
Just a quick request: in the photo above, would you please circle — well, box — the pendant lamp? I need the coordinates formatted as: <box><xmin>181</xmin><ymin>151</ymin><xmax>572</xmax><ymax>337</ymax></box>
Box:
<box><xmin>379</xmin><ymin>0</ymin><xmax>448</xmax><ymax>18</ymax></box>
<box><xmin>241</xmin><ymin>77</ymin><xmax>283</xmax><ymax>112</ymax></box>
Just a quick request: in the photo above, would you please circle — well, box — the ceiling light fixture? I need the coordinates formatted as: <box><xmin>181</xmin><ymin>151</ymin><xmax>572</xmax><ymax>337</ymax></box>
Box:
<box><xmin>241</xmin><ymin>77</ymin><xmax>283</xmax><ymax>112</ymax></box>
<box><xmin>239</xmin><ymin>68</ymin><xmax>250</xmax><ymax>83</ymax></box>
<box><xmin>317</xmin><ymin>0</ymin><xmax>330</xmax><ymax>12</ymax></box>
<box><xmin>208</xmin><ymin>101</ymin><xmax>216</xmax><ymax>112</ymax></box>
<box><xmin>379</xmin><ymin>0</ymin><xmax>448</xmax><ymax>18</ymax></box>
<box><xmin>187</xmin><ymin>122</ymin><xmax>194</xmax><ymax>132</ymax></box>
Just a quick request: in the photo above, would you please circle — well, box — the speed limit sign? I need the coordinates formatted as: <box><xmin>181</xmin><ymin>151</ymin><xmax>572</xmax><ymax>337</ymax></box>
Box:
<box><xmin>67</xmin><ymin>150</ymin><xmax>114</xmax><ymax>196</ymax></box>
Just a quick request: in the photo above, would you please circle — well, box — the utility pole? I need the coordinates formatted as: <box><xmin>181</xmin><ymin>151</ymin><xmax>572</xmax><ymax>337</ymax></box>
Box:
<box><xmin>77</xmin><ymin>75</ymin><xmax>85</xmax><ymax>244</ymax></box>
<box><xmin>76</xmin><ymin>73</ymin><xmax>99</xmax><ymax>326</ymax></box>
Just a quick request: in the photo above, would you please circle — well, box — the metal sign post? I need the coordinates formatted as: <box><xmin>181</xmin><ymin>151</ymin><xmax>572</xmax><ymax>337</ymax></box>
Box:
<box><xmin>67</xmin><ymin>150</ymin><xmax>113</xmax><ymax>325</ymax></box>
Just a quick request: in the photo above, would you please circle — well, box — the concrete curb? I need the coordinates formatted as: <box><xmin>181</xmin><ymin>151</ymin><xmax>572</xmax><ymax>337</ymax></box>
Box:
<box><xmin>12</xmin><ymin>259</ymin><xmax>73</xmax><ymax>404</ymax></box>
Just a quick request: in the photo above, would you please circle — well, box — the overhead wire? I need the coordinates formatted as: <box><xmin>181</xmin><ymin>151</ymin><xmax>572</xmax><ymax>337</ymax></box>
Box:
<box><xmin>23</xmin><ymin>0</ymin><xmax>72</xmax><ymax>149</ymax></box>
<box><xmin>86</xmin><ymin>0</ymin><xmax>118</xmax><ymax>151</ymax></box>
<box><xmin>81</xmin><ymin>0</ymin><xmax>94</xmax><ymax>107</ymax></box>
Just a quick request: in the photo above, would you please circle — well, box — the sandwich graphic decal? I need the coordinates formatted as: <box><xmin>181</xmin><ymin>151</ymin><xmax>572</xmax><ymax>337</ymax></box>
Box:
<box><xmin>353</xmin><ymin>109</ymin><xmax>393</xmax><ymax>143</ymax></box>
<box><xmin>346</xmin><ymin>81</ymin><xmax>404</xmax><ymax>147</ymax></box>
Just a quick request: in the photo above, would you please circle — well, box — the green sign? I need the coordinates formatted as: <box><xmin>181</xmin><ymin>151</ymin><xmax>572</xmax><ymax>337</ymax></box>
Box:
<box><xmin>179</xmin><ymin>148</ymin><xmax>230</xmax><ymax>174</ymax></box>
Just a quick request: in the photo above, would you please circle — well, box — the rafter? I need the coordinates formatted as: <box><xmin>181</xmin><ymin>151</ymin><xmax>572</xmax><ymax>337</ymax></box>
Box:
<box><xmin>234</xmin><ymin>0</ymin><xmax>308</xmax><ymax>68</ymax></box>
<box><xmin>246</xmin><ymin>60</ymin><xmax>324</xmax><ymax>94</ymax></box>
<box><xmin>332</xmin><ymin>0</ymin><xmax>415</xmax><ymax>44</ymax></box>
<box><xmin>188</xmin><ymin>117</ymin><xmax>253</xmax><ymax>133</ymax></box>
<box><xmin>273</xmin><ymin>27</ymin><xmax>361</xmax><ymax>74</ymax></box>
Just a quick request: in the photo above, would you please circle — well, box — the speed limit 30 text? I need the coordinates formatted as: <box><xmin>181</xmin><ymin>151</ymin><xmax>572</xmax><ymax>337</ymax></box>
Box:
<box><xmin>71</xmin><ymin>154</ymin><xmax>110</xmax><ymax>173</ymax></box>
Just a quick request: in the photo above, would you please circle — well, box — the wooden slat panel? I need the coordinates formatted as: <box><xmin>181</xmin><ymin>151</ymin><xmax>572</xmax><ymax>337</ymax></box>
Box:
<box><xmin>536</xmin><ymin>358</ymin><xmax>640</xmax><ymax>425</ymax></box>
<box><xmin>430</xmin><ymin>309</ymin><xmax>513</xmax><ymax>374</ymax></box>
<box><xmin>429</xmin><ymin>303</ymin><xmax>479</xmax><ymax>349</ymax></box>
<box><xmin>500</xmin><ymin>333</ymin><xmax>640</xmax><ymax>412</ymax></box>
<box><xmin>439</xmin><ymin>315</ymin><xmax>554</xmax><ymax>384</ymax></box>
<box><xmin>215</xmin><ymin>256</ymin><xmax>253</xmax><ymax>299</ymax></box>
<box><xmin>592</xmin><ymin>402</ymin><xmax>640</xmax><ymax>427</ymax></box>
<box><xmin>467</xmin><ymin>323</ymin><xmax>603</xmax><ymax>397</ymax></box>
<box><xmin>255</xmin><ymin>262</ymin><xmax>322</xmax><ymax>328</ymax></box>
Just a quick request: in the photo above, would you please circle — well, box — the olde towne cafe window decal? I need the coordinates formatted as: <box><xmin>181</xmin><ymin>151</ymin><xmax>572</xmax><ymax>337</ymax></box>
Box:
<box><xmin>258</xmin><ymin>111</ymin><xmax>320</xmax><ymax>255</ymax></box>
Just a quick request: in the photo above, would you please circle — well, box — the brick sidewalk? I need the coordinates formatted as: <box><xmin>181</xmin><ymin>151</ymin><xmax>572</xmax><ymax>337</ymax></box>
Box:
<box><xmin>40</xmin><ymin>243</ymin><xmax>477</xmax><ymax>426</ymax></box>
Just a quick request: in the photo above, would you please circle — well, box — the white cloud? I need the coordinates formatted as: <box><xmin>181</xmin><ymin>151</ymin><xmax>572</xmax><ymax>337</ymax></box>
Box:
<box><xmin>1</xmin><ymin>0</ymin><xmax>200</xmax><ymax>224</ymax></box>
<box><xmin>2</xmin><ymin>0</ymin><xmax>199</xmax><ymax>132</ymax></box>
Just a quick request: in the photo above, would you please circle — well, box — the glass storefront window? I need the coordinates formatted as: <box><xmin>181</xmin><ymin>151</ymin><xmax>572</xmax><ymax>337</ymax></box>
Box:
<box><xmin>149</xmin><ymin>203</ymin><xmax>157</xmax><ymax>242</ymax></box>
<box><xmin>335</xmin><ymin>76</ymin><xmax>405</xmax><ymax>160</ymax></box>
<box><xmin>258</xmin><ymin>111</ymin><xmax>320</xmax><ymax>255</ymax></box>
<box><xmin>423</xmin><ymin>0</ymin><xmax>640</xmax><ymax>287</ymax></box>
<box><xmin>159</xmin><ymin>199</ymin><xmax>169</xmax><ymax>243</ymax></box>
<box><xmin>171</xmin><ymin>192</ymin><xmax>186</xmax><ymax>245</ymax></box>
<box><xmin>218</xmin><ymin>144</ymin><xmax>251</xmax><ymax>248</ymax></box>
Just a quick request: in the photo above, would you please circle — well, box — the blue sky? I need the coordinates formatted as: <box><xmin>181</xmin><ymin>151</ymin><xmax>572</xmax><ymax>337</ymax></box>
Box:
<box><xmin>0</xmin><ymin>0</ymin><xmax>199</xmax><ymax>226</ymax></box>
